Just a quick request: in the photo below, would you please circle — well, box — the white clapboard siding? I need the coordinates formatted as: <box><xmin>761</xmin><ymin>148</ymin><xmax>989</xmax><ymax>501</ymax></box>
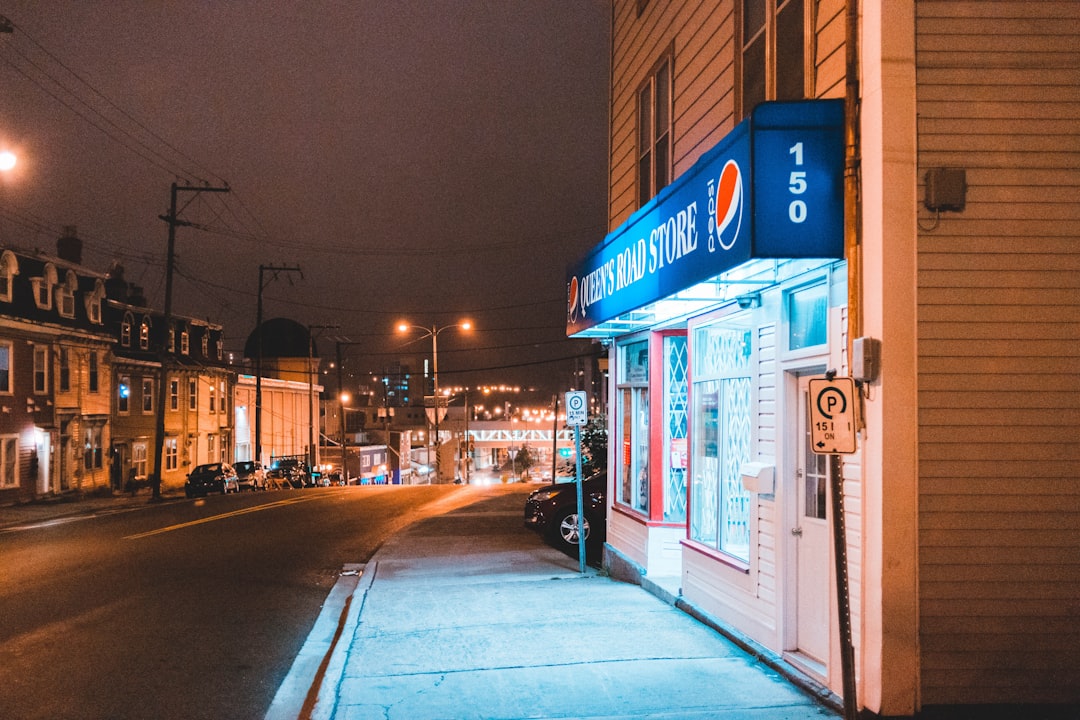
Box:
<box><xmin>916</xmin><ymin>0</ymin><xmax>1080</xmax><ymax>705</ymax></box>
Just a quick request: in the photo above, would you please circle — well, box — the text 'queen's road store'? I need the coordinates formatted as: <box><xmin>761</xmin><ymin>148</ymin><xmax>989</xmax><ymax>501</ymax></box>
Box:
<box><xmin>567</xmin><ymin>99</ymin><xmax>855</xmax><ymax>685</ymax></box>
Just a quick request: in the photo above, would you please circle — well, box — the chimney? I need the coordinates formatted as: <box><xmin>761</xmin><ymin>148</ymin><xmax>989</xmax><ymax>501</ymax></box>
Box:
<box><xmin>127</xmin><ymin>285</ymin><xmax>147</xmax><ymax>307</ymax></box>
<box><xmin>57</xmin><ymin>225</ymin><xmax>82</xmax><ymax>264</ymax></box>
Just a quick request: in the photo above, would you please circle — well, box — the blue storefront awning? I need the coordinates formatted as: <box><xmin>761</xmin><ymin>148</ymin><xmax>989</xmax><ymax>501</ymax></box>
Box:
<box><xmin>566</xmin><ymin>99</ymin><xmax>845</xmax><ymax>338</ymax></box>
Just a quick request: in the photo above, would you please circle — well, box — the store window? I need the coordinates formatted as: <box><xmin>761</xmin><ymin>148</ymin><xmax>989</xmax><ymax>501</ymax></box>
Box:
<box><xmin>617</xmin><ymin>339</ymin><xmax>650</xmax><ymax>514</ymax></box>
<box><xmin>690</xmin><ymin>317</ymin><xmax>754</xmax><ymax>561</ymax></box>
<box><xmin>787</xmin><ymin>281</ymin><xmax>828</xmax><ymax>351</ymax></box>
<box><xmin>637</xmin><ymin>52</ymin><xmax>673</xmax><ymax>208</ymax></box>
<box><xmin>663</xmin><ymin>334</ymin><xmax>688</xmax><ymax>523</ymax></box>
<box><xmin>738</xmin><ymin>0</ymin><xmax>808</xmax><ymax>119</ymax></box>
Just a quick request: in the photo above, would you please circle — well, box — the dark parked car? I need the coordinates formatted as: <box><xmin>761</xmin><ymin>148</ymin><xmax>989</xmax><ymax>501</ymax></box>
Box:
<box><xmin>269</xmin><ymin>458</ymin><xmax>310</xmax><ymax>488</ymax></box>
<box><xmin>524</xmin><ymin>471</ymin><xmax>607</xmax><ymax>555</ymax></box>
<box><xmin>184</xmin><ymin>462</ymin><xmax>239</xmax><ymax>498</ymax></box>
<box><xmin>234</xmin><ymin>460</ymin><xmax>266</xmax><ymax>491</ymax></box>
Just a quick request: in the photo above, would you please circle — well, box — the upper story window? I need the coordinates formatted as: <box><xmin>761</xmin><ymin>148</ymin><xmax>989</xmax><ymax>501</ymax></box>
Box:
<box><xmin>141</xmin><ymin>377</ymin><xmax>154</xmax><ymax>413</ymax></box>
<box><xmin>0</xmin><ymin>251</ymin><xmax>19</xmax><ymax>303</ymax></box>
<box><xmin>139</xmin><ymin>318</ymin><xmax>151</xmax><ymax>350</ymax></box>
<box><xmin>0</xmin><ymin>340</ymin><xmax>11</xmax><ymax>394</ymax></box>
<box><xmin>59</xmin><ymin>347</ymin><xmax>71</xmax><ymax>392</ymax></box>
<box><xmin>32</xmin><ymin>263</ymin><xmax>58</xmax><ymax>311</ymax></box>
<box><xmin>189</xmin><ymin>377</ymin><xmax>197</xmax><ymax>410</ymax></box>
<box><xmin>33</xmin><ymin>345</ymin><xmax>48</xmax><ymax>394</ymax></box>
<box><xmin>170</xmin><ymin>378</ymin><xmax>179</xmax><ymax>411</ymax></box>
<box><xmin>201</xmin><ymin>333</ymin><xmax>209</xmax><ymax>357</ymax></box>
<box><xmin>57</xmin><ymin>271</ymin><xmax>77</xmax><ymax>319</ymax></box>
<box><xmin>118</xmin><ymin>375</ymin><xmax>131</xmax><ymax>414</ymax></box>
<box><xmin>637</xmin><ymin>53</ymin><xmax>673</xmax><ymax>208</ymax></box>
<box><xmin>180</xmin><ymin>329</ymin><xmax>190</xmax><ymax>355</ymax></box>
<box><xmin>168</xmin><ymin>328</ymin><xmax>176</xmax><ymax>353</ymax></box>
<box><xmin>738</xmin><ymin>0</ymin><xmax>808</xmax><ymax>119</ymax></box>
<box><xmin>216</xmin><ymin>337</ymin><xmax>223</xmax><ymax>361</ymax></box>
<box><xmin>85</xmin><ymin>280</ymin><xmax>104</xmax><ymax>324</ymax></box>
<box><xmin>121</xmin><ymin>312</ymin><xmax>134</xmax><ymax>347</ymax></box>
<box><xmin>89</xmin><ymin>351</ymin><xmax>99</xmax><ymax>392</ymax></box>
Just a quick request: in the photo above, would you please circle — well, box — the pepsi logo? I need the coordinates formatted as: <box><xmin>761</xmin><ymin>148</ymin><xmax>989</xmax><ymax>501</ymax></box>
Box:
<box><xmin>713</xmin><ymin>160</ymin><xmax>743</xmax><ymax>251</ymax></box>
<box><xmin>567</xmin><ymin>276</ymin><xmax>579</xmax><ymax>323</ymax></box>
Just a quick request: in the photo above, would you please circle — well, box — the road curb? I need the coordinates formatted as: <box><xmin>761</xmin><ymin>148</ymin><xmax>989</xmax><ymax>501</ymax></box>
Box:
<box><xmin>264</xmin><ymin>562</ymin><xmax>368</xmax><ymax>720</ymax></box>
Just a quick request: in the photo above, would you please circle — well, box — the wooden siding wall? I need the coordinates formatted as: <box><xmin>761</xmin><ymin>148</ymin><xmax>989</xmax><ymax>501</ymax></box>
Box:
<box><xmin>916</xmin><ymin>0</ymin><xmax>1080</xmax><ymax>706</ymax></box>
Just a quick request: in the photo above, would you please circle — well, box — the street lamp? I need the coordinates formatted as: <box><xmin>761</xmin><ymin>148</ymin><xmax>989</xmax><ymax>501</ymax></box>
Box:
<box><xmin>396</xmin><ymin>320</ymin><xmax>472</xmax><ymax>482</ymax></box>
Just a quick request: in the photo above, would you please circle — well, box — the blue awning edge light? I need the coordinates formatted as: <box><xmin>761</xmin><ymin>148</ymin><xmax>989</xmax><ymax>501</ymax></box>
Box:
<box><xmin>566</xmin><ymin>99</ymin><xmax>845</xmax><ymax>338</ymax></box>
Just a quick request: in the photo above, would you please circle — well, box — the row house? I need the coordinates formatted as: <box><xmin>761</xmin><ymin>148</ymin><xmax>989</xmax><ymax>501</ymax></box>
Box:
<box><xmin>105</xmin><ymin>271</ymin><xmax>233</xmax><ymax>492</ymax></box>
<box><xmin>570</xmin><ymin>1</ymin><xmax>1079</xmax><ymax>717</ymax></box>
<box><xmin>0</xmin><ymin>232</ymin><xmax>113</xmax><ymax>502</ymax></box>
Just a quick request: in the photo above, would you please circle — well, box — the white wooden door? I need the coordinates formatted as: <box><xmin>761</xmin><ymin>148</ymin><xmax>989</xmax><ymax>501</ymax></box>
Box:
<box><xmin>795</xmin><ymin>375</ymin><xmax>830</xmax><ymax>665</ymax></box>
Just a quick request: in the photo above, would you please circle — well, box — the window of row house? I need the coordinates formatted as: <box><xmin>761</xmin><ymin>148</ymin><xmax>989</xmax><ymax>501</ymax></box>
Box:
<box><xmin>189</xmin><ymin>378</ymin><xmax>197</xmax><ymax>410</ymax></box>
<box><xmin>170</xmin><ymin>378</ymin><xmax>179</xmax><ymax>410</ymax></box>
<box><xmin>617</xmin><ymin>338</ymin><xmax>650</xmax><ymax>515</ymax></box>
<box><xmin>32</xmin><ymin>263</ymin><xmax>57</xmax><ymax>310</ymax></box>
<box><xmin>637</xmin><ymin>52</ymin><xmax>673</xmax><ymax>209</ymax></box>
<box><xmin>121</xmin><ymin>312</ymin><xmax>133</xmax><ymax>347</ymax></box>
<box><xmin>0</xmin><ymin>251</ymin><xmax>17</xmax><ymax>302</ymax></box>
<box><xmin>219</xmin><ymin>380</ymin><xmax>226</xmax><ymax>414</ymax></box>
<box><xmin>84</xmin><ymin>424</ymin><xmax>103</xmax><ymax>470</ymax></box>
<box><xmin>209</xmin><ymin>381</ymin><xmax>216</xmax><ymax>413</ymax></box>
<box><xmin>133</xmin><ymin>442</ymin><xmax>147</xmax><ymax>479</ymax></box>
<box><xmin>89</xmin><ymin>351</ymin><xmax>99</xmax><ymax>392</ymax></box>
<box><xmin>58</xmin><ymin>271</ymin><xmax>76</xmax><ymax>319</ymax></box>
<box><xmin>0</xmin><ymin>341</ymin><xmax>9</xmax><ymax>393</ymax></box>
<box><xmin>59</xmin><ymin>347</ymin><xmax>71</xmax><ymax>392</ymax></box>
<box><xmin>85</xmin><ymin>281</ymin><xmax>104</xmax><ymax>324</ymax></box>
<box><xmin>118</xmin><ymin>375</ymin><xmax>130</xmax><ymax>413</ymax></box>
<box><xmin>139</xmin><ymin>319</ymin><xmax>150</xmax><ymax>350</ymax></box>
<box><xmin>690</xmin><ymin>312</ymin><xmax>755</xmax><ymax>562</ymax></box>
<box><xmin>181</xmin><ymin>330</ymin><xmax>189</xmax><ymax>355</ymax></box>
<box><xmin>142</xmin><ymin>378</ymin><xmax>154</xmax><ymax>413</ymax></box>
<box><xmin>739</xmin><ymin>0</ymin><xmax>808</xmax><ymax>120</ymax></box>
<box><xmin>1</xmin><ymin>435</ymin><xmax>17</xmax><ymax>488</ymax></box>
<box><xmin>201</xmin><ymin>334</ymin><xmax>209</xmax><ymax>357</ymax></box>
<box><xmin>207</xmin><ymin>433</ymin><xmax>217</xmax><ymax>460</ymax></box>
<box><xmin>165</xmin><ymin>437</ymin><xmax>178</xmax><ymax>471</ymax></box>
<box><xmin>33</xmin><ymin>345</ymin><xmax>48</xmax><ymax>394</ymax></box>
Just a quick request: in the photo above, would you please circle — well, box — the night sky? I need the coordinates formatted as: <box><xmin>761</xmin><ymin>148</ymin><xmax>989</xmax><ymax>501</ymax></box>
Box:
<box><xmin>0</xmin><ymin>1</ymin><xmax>610</xmax><ymax>396</ymax></box>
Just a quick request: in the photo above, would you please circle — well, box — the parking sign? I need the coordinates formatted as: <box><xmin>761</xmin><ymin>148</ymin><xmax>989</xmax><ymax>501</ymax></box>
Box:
<box><xmin>565</xmin><ymin>391</ymin><xmax>588</xmax><ymax>426</ymax></box>
<box><xmin>808</xmin><ymin>378</ymin><xmax>857</xmax><ymax>454</ymax></box>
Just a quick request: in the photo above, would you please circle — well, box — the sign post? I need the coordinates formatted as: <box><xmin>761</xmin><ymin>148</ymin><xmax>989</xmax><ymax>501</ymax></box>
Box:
<box><xmin>809</xmin><ymin>375</ymin><xmax>859</xmax><ymax>720</ymax></box>
<box><xmin>565</xmin><ymin>391</ymin><xmax>589</xmax><ymax>574</ymax></box>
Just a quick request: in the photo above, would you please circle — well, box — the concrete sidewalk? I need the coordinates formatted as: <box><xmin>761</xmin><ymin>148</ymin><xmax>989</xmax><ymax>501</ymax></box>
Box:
<box><xmin>283</xmin><ymin>483</ymin><xmax>841</xmax><ymax>720</ymax></box>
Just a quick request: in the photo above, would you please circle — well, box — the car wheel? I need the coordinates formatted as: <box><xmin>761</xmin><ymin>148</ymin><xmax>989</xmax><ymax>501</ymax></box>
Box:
<box><xmin>548</xmin><ymin>507</ymin><xmax>590</xmax><ymax>551</ymax></box>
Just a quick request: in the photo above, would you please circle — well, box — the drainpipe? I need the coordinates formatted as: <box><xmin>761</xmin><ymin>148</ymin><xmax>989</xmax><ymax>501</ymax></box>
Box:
<box><xmin>845</xmin><ymin>0</ymin><xmax>862</xmax><ymax>361</ymax></box>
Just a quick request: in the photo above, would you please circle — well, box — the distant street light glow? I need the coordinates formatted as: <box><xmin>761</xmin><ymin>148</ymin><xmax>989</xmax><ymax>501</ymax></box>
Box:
<box><xmin>0</xmin><ymin>151</ymin><xmax>15</xmax><ymax>171</ymax></box>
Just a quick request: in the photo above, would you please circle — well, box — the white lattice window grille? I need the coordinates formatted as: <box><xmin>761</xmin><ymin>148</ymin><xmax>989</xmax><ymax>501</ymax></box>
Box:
<box><xmin>663</xmin><ymin>334</ymin><xmax>688</xmax><ymax>523</ymax></box>
<box><xmin>690</xmin><ymin>318</ymin><xmax>754</xmax><ymax>561</ymax></box>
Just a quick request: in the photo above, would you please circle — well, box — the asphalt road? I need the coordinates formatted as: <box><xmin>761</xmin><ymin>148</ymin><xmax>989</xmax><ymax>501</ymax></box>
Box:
<box><xmin>0</xmin><ymin>485</ymin><xmax>468</xmax><ymax>720</ymax></box>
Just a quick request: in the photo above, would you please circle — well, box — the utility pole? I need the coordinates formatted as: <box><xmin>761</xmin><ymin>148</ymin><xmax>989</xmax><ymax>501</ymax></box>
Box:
<box><xmin>152</xmin><ymin>181</ymin><xmax>229</xmax><ymax>501</ymax></box>
<box><xmin>307</xmin><ymin>324</ymin><xmax>338</xmax><ymax>477</ymax></box>
<box><xmin>255</xmin><ymin>264</ymin><xmax>302</xmax><ymax>467</ymax></box>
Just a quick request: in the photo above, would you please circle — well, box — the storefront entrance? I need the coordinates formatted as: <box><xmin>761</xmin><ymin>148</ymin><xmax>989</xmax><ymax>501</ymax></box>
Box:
<box><xmin>791</xmin><ymin>373</ymin><xmax>831</xmax><ymax>675</ymax></box>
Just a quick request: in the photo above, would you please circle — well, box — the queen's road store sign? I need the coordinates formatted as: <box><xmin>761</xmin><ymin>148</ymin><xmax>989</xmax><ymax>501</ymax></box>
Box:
<box><xmin>566</xmin><ymin>100</ymin><xmax>845</xmax><ymax>336</ymax></box>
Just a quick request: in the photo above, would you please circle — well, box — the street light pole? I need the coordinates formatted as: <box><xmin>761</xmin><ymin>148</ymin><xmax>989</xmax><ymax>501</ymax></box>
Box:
<box><xmin>397</xmin><ymin>320</ymin><xmax>471</xmax><ymax>482</ymax></box>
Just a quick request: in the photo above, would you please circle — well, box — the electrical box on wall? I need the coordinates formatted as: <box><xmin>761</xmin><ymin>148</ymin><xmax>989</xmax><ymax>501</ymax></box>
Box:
<box><xmin>925</xmin><ymin>167</ymin><xmax>966</xmax><ymax>212</ymax></box>
<box><xmin>852</xmin><ymin>337</ymin><xmax>881</xmax><ymax>383</ymax></box>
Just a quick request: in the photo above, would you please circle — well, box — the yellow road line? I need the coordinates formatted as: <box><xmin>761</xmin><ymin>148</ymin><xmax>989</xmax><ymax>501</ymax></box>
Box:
<box><xmin>124</xmin><ymin>495</ymin><xmax>322</xmax><ymax>540</ymax></box>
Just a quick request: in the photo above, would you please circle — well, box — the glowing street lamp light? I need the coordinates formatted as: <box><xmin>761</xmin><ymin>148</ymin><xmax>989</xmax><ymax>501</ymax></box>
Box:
<box><xmin>397</xmin><ymin>320</ymin><xmax>472</xmax><ymax>482</ymax></box>
<box><xmin>0</xmin><ymin>151</ymin><xmax>15</xmax><ymax>172</ymax></box>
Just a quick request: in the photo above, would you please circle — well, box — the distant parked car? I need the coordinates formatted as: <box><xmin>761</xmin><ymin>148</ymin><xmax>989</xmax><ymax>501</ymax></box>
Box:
<box><xmin>270</xmin><ymin>458</ymin><xmax>310</xmax><ymax>488</ymax></box>
<box><xmin>185</xmin><ymin>463</ymin><xmax>239</xmax><ymax>498</ymax></box>
<box><xmin>523</xmin><ymin>471</ymin><xmax>607</xmax><ymax>555</ymax></box>
<box><xmin>234</xmin><ymin>461</ymin><xmax>266</xmax><ymax>491</ymax></box>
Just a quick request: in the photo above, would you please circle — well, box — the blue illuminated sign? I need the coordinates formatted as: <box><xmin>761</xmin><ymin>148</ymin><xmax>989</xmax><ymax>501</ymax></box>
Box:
<box><xmin>566</xmin><ymin>100</ymin><xmax>844</xmax><ymax>335</ymax></box>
